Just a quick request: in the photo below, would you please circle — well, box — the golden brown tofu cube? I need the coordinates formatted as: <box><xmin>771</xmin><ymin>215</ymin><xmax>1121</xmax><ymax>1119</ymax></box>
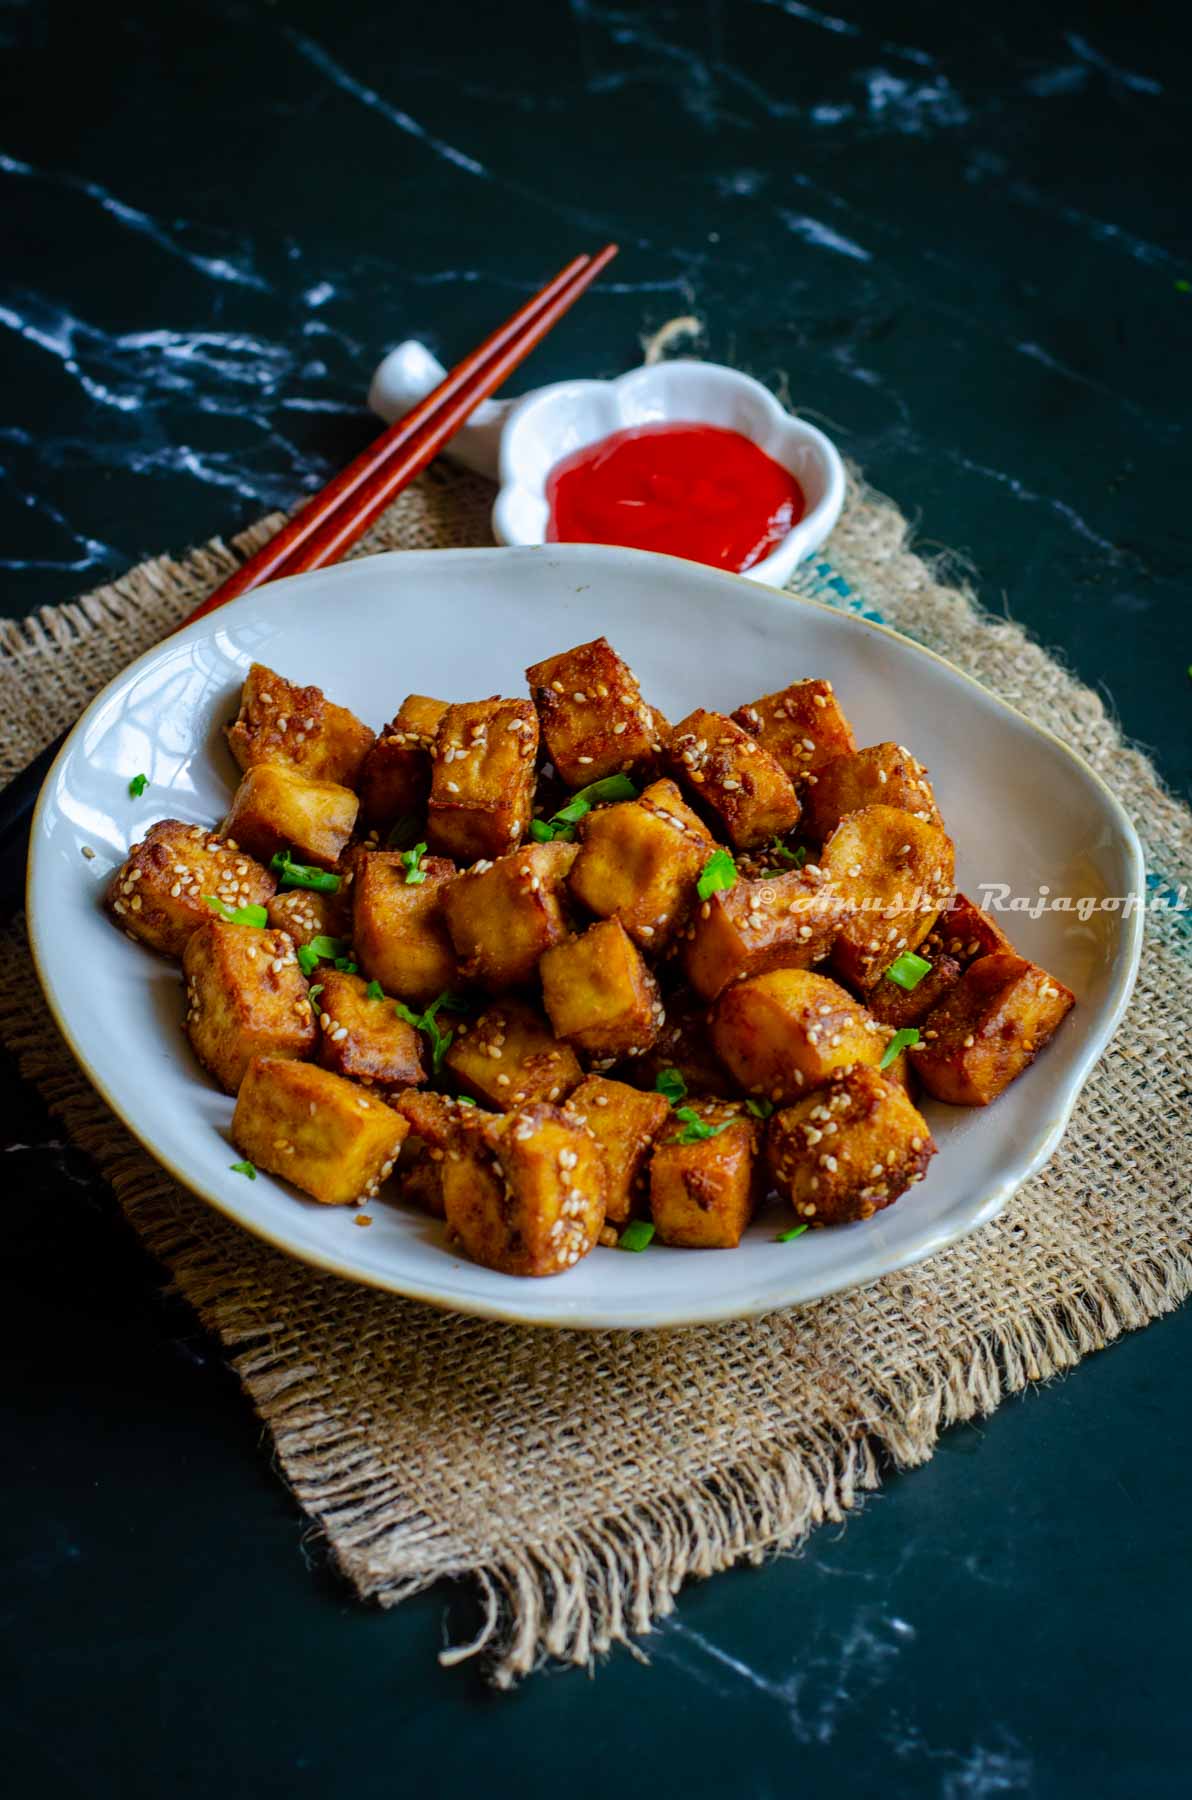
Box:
<box><xmin>225</xmin><ymin>662</ymin><xmax>375</xmax><ymax>788</ymax></box>
<box><xmin>351</xmin><ymin>849</ymin><xmax>458</xmax><ymax>1007</ymax></box>
<box><xmin>232</xmin><ymin>1056</ymin><xmax>407</xmax><ymax>1206</ymax></box>
<box><xmin>442</xmin><ymin>841</ymin><xmax>577</xmax><ymax>990</ymax></box>
<box><xmin>393</xmin><ymin>1089</ymin><xmax>479</xmax><ymax>1217</ymax></box>
<box><xmin>732</xmin><ymin>678</ymin><xmax>856</xmax><ymax>784</ymax></box>
<box><xmin>865</xmin><ymin>953</ymin><xmax>963</xmax><ymax>1029</ymax></box>
<box><xmin>444</xmin><ymin>997</ymin><xmax>582</xmax><ymax>1110</ymax></box>
<box><xmin>182</xmin><ymin>920</ymin><xmax>315</xmax><ymax>1093</ymax></box>
<box><xmin>264</xmin><ymin>886</ymin><xmax>352</xmax><ymax>949</ymax></box>
<box><xmin>224</xmin><ymin>763</ymin><xmax>358</xmax><ymax>870</ymax></box>
<box><xmin>442</xmin><ymin>1102</ymin><xmax>607</xmax><ymax>1276</ymax></box>
<box><xmin>427</xmin><ymin>697</ymin><xmax>538</xmax><ymax>862</ymax></box>
<box><xmin>562</xmin><ymin>1075</ymin><xmax>670</xmax><ymax>1224</ymax></box>
<box><xmin>680</xmin><ymin>867</ymin><xmax>845</xmax><ymax>1001</ymax></box>
<box><xmin>105</xmin><ymin>818</ymin><xmax>276</xmax><ymax>959</ymax></box>
<box><xmin>821</xmin><ymin>805</ymin><xmax>955</xmax><ymax>989</ymax></box>
<box><xmin>629</xmin><ymin>989</ymin><xmax>731</xmax><ymax>1098</ymax></box>
<box><xmin>313</xmin><ymin>969</ymin><xmax>424</xmax><ymax>1095</ymax></box>
<box><xmin>667</xmin><ymin>708</ymin><xmax>800</xmax><ymax>850</ymax></box>
<box><xmin>526</xmin><ymin>636</ymin><xmax>661</xmax><ymax>787</ymax></box>
<box><xmin>711</xmin><ymin>967</ymin><xmax>888</xmax><ymax>1102</ymax></box>
<box><xmin>567</xmin><ymin>778</ymin><xmax>714</xmax><ymax>951</ymax></box>
<box><xmin>649</xmin><ymin>1101</ymin><xmax>758</xmax><ymax>1248</ymax></box>
<box><xmin>356</xmin><ymin>694</ymin><xmax>447</xmax><ymax>829</ymax></box>
<box><xmin>913</xmin><ymin>951</ymin><xmax>1075</xmax><ymax>1106</ymax></box>
<box><xmin>539</xmin><ymin>918</ymin><xmax>663</xmax><ymax>1061</ymax></box>
<box><xmin>767</xmin><ymin>1065</ymin><xmax>936</xmax><ymax>1226</ymax></box>
<box><xmin>804</xmin><ymin>742</ymin><xmax>943</xmax><ymax>843</ymax></box>
<box><xmin>925</xmin><ymin>891</ymin><xmax>1016</xmax><ymax>968</ymax></box>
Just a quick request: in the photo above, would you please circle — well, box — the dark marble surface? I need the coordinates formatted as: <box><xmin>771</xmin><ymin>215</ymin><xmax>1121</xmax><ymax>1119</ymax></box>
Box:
<box><xmin>2</xmin><ymin>3</ymin><xmax>1189</xmax><ymax>1795</ymax></box>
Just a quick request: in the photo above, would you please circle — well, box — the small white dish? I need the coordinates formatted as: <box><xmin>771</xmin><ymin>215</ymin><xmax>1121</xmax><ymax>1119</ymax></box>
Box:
<box><xmin>27</xmin><ymin>544</ymin><xmax>1142</xmax><ymax>1329</ymax></box>
<box><xmin>492</xmin><ymin>362</ymin><xmax>846</xmax><ymax>585</ymax></box>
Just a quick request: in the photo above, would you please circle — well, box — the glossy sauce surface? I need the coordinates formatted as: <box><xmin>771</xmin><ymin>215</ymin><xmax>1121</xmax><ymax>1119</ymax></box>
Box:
<box><xmin>545</xmin><ymin>421</ymin><xmax>805</xmax><ymax>572</ymax></box>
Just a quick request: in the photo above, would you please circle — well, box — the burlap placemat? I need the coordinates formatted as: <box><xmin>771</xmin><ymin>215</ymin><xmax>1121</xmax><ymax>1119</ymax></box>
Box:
<box><xmin>2</xmin><ymin>466</ymin><xmax>1189</xmax><ymax>1686</ymax></box>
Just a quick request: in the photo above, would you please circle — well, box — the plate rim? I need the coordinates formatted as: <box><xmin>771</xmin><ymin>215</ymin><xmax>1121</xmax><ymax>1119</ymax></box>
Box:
<box><xmin>26</xmin><ymin>542</ymin><xmax>1146</xmax><ymax>1328</ymax></box>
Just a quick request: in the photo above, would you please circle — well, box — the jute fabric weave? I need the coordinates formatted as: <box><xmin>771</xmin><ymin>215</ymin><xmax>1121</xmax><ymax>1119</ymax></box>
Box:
<box><xmin>1</xmin><ymin>465</ymin><xmax>1188</xmax><ymax>1686</ymax></box>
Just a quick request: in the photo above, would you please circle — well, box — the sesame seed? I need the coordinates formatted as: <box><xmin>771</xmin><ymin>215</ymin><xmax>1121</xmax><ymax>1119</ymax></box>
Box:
<box><xmin>445</xmin><ymin>780</ymin><xmax>460</xmax><ymax>793</ymax></box>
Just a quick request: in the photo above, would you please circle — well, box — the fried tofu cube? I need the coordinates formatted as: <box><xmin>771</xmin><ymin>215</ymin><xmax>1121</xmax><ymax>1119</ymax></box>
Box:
<box><xmin>442</xmin><ymin>841</ymin><xmax>577</xmax><ymax>990</ymax></box>
<box><xmin>649</xmin><ymin>1101</ymin><xmax>758</xmax><ymax>1248</ymax></box>
<box><xmin>667</xmin><ymin>708</ymin><xmax>800</xmax><ymax>850</ymax></box>
<box><xmin>680</xmin><ymin>867</ymin><xmax>845</xmax><ymax>1001</ymax></box>
<box><xmin>224</xmin><ymin>763</ymin><xmax>358</xmax><ymax>869</ymax></box>
<box><xmin>313</xmin><ymin>969</ymin><xmax>424</xmax><ymax>1095</ymax></box>
<box><xmin>539</xmin><ymin>918</ymin><xmax>663</xmax><ymax>1061</ymax></box>
<box><xmin>526</xmin><ymin>636</ymin><xmax>661</xmax><ymax>787</ymax></box>
<box><xmin>732</xmin><ymin>678</ymin><xmax>856</xmax><ymax>784</ymax></box>
<box><xmin>441</xmin><ymin>1103</ymin><xmax>607</xmax><ymax>1276</ymax></box>
<box><xmin>567</xmin><ymin>778</ymin><xmax>714</xmax><ymax>950</ymax></box>
<box><xmin>427</xmin><ymin>697</ymin><xmax>538</xmax><ymax>861</ymax></box>
<box><xmin>264</xmin><ymin>886</ymin><xmax>352</xmax><ymax>949</ymax></box>
<box><xmin>629</xmin><ymin>988</ymin><xmax>731</xmax><ymax>1098</ymax></box>
<box><xmin>232</xmin><ymin>1056</ymin><xmax>407</xmax><ymax>1206</ymax></box>
<box><xmin>821</xmin><ymin>805</ymin><xmax>955</xmax><ymax>989</ymax></box>
<box><xmin>865</xmin><ymin>953</ymin><xmax>963</xmax><ymax>1029</ymax></box>
<box><xmin>804</xmin><ymin>742</ymin><xmax>943</xmax><ymax>843</ymax></box>
<box><xmin>393</xmin><ymin>1089</ymin><xmax>479</xmax><ymax>1217</ymax></box>
<box><xmin>225</xmin><ymin>662</ymin><xmax>375</xmax><ymax>789</ymax></box>
<box><xmin>105</xmin><ymin>818</ymin><xmax>276</xmax><ymax>959</ymax></box>
<box><xmin>711</xmin><ymin>967</ymin><xmax>888</xmax><ymax>1101</ymax></box>
<box><xmin>351</xmin><ymin>849</ymin><xmax>458</xmax><ymax>1007</ymax></box>
<box><xmin>444</xmin><ymin>997</ymin><xmax>582</xmax><ymax>1110</ymax></box>
<box><xmin>767</xmin><ymin>1065</ymin><xmax>936</xmax><ymax>1226</ymax></box>
<box><xmin>562</xmin><ymin>1075</ymin><xmax>670</xmax><ymax>1224</ymax></box>
<box><xmin>182</xmin><ymin>920</ymin><xmax>315</xmax><ymax>1093</ymax></box>
<box><xmin>913</xmin><ymin>951</ymin><xmax>1075</xmax><ymax>1106</ymax></box>
<box><xmin>925</xmin><ymin>891</ymin><xmax>1016</xmax><ymax>968</ymax></box>
<box><xmin>357</xmin><ymin>694</ymin><xmax>447</xmax><ymax>829</ymax></box>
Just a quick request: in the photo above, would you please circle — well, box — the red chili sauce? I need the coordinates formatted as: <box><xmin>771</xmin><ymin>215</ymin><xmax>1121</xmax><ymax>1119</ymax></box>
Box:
<box><xmin>545</xmin><ymin>420</ymin><xmax>804</xmax><ymax>573</ymax></box>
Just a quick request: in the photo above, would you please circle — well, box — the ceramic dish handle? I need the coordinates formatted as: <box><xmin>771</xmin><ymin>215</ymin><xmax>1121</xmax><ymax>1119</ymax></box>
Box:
<box><xmin>368</xmin><ymin>340</ymin><xmax>528</xmax><ymax>482</ymax></box>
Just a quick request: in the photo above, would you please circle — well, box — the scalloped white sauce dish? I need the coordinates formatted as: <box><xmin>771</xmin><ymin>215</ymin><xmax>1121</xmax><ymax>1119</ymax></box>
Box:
<box><xmin>28</xmin><ymin>544</ymin><xmax>1142</xmax><ymax>1328</ymax></box>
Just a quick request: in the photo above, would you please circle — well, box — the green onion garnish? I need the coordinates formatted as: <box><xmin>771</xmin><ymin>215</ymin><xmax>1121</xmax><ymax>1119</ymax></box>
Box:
<box><xmin>401</xmin><ymin>842</ymin><xmax>428</xmax><ymax>885</ymax></box>
<box><xmin>334</xmin><ymin>957</ymin><xmax>357</xmax><ymax>974</ymax></box>
<box><xmin>886</xmin><ymin>951</ymin><xmax>932</xmax><ymax>991</ymax></box>
<box><xmin>654</xmin><ymin>1067</ymin><xmax>688</xmax><ymax>1106</ymax></box>
<box><xmin>456</xmin><ymin>1095</ymin><xmax>476</xmax><ymax>1107</ymax></box>
<box><xmin>204</xmin><ymin>896</ymin><xmax>268</xmax><ymax>928</ymax></box>
<box><xmin>880</xmin><ymin>1027</ymin><xmax>921</xmax><ymax>1069</ymax></box>
<box><xmin>297</xmin><ymin>933</ymin><xmax>348</xmax><ymax>978</ymax></box>
<box><xmin>128</xmin><ymin>772</ymin><xmax>149</xmax><ymax>798</ymax></box>
<box><xmin>769</xmin><ymin>838</ymin><xmax>806</xmax><ymax>869</ymax></box>
<box><xmin>617</xmin><ymin>1220</ymin><xmax>655</xmax><ymax>1252</ymax></box>
<box><xmin>696</xmin><ymin>847</ymin><xmax>737</xmax><ymax>901</ymax></box>
<box><xmin>394</xmin><ymin>990</ymin><xmax>470</xmax><ymax>1074</ymax></box>
<box><xmin>668</xmin><ymin>1106</ymin><xmax>732</xmax><ymax>1146</ymax></box>
<box><xmin>776</xmin><ymin>1223</ymin><xmax>808</xmax><ymax>1243</ymax></box>
<box><xmin>530</xmin><ymin>773</ymin><xmax>638</xmax><ymax>843</ymax></box>
<box><xmin>297</xmin><ymin>943</ymin><xmax>320</xmax><ymax>977</ymax></box>
<box><xmin>270</xmin><ymin>849</ymin><xmax>341</xmax><ymax>893</ymax></box>
<box><xmin>308</xmin><ymin>983</ymin><xmax>324</xmax><ymax>1016</ymax></box>
<box><xmin>230</xmin><ymin>1160</ymin><xmax>256</xmax><ymax>1180</ymax></box>
<box><xmin>746</xmin><ymin>1097</ymin><xmax>775</xmax><ymax>1120</ymax></box>
<box><xmin>366</xmin><ymin>979</ymin><xmax>384</xmax><ymax>1000</ymax></box>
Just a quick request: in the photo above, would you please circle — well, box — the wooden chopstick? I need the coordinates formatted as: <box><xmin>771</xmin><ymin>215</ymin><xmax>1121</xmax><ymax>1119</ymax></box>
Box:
<box><xmin>185</xmin><ymin>244</ymin><xmax>618</xmax><ymax>622</ymax></box>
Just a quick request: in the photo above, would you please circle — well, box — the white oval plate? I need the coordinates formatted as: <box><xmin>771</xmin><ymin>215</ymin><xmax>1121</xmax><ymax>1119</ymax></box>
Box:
<box><xmin>28</xmin><ymin>544</ymin><xmax>1143</xmax><ymax>1329</ymax></box>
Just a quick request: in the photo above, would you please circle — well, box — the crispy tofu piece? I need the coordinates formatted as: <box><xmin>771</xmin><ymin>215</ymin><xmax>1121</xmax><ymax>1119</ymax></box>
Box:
<box><xmin>629</xmin><ymin>988</ymin><xmax>731</xmax><ymax>1098</ymax></box>
<box><xmin>232</xmin><ymin>1056</ymin><xmax>406</xmax><ymax>1206</ymax></box>
<box><xmin>351</xmin><ymin>849</ymin><xmax>458</xmax><ymax>1007</ymax></box>
<box><xmin>821</xmin><ymin>805</ymin><xmax>955</xmax><ymax>989</ymax></box>
<box><xmin>105</xmin><ymin>818</ymin><xmax>276</xmax><ymax>959</ymax></box>
<box><xmin>442</xmin><ymin>1102</ymin><xmax>607</xmax><ymax>1276</ymax></box>
<box><xmin>865</xmin><ymin>953</ymin><xmax>963</xmax><ymax>1029</ymax></box>
<box><xmin>444</xmin><ymin>997</ymin><xmax>582</xmax><ymax>1110</ymax></box>
<box><xmin>913</xmin><ymin>951</ymin><xmax>1075</xmax><ymax>1106</ymax></box>
<box><xmin>539</xmin><ymin>918</ymin><xmax>663</xmax><ymax>1061</ymax></box>
<box><xmin>767</xmin><ymin>1065</ymin><xmax>936</xmax><ymax>1226</ymax></box>
<box><xmin>427</xmin><ymin>697</ymin><xmax>538</xmax><ymax>861</ymax></box>
<box><xmin>924</xmin><ymin>891</ymin><xmax>1016</xmax><ymax>968</ymax></box>
<box><xmin>224</xmin><ymin>763</ymin><xmax>358</xmax><ymax>869</ymax></box>
<box><xmin>649</xmin><ymin>1100</ymin><xmax>759</xmax><ymax>1248</ymax></box>
<box><xmin>526</xmin><ymin>636</ymin><xmax>661</xmax><ymax>787</ymax></box>
<box><xmin>804</xmin><ymin>742</ymin><xmax>943</xmax><ymax>843</ymax></box>
<box><xmin>225</xmin><ymin>662</ymin><xmax>375</xmax><ymax>788</ymax></box>
<box><xmin>264</xmin><ymin>886</ymin><xmax>352</xmax><ymax>949</ymax></box>
<box><xmin>680</xmin><ymin>867</ymin><xmax>845</xmax><ymax>1001</ymax></box>
<box><xmin>667</xmin><ymin>708</ymin><xmax>800</xmax><ymax>850</ymax></box>
<box><xmin>562</xmin><ymin>1075</ymin><xmax>670</xmax><ymax>1224</ymax></box>
<box><xmin>357</xmin><ymin>694</ymin><xmax>447</xmax><ymax>829</ymax></box>
<box><xmin>313</xmin><ymin>969</ymin><xmax>424</xmax><ymax>1095</ymax></box>
<box><xmin>182</xmin><ymin>920</ymin><xmax>315</xmax><ymax>1093</ymax></box>
<box><xmin>732</xmin><ymin>679</ymin><xmax>856</xmax><ymax>784</ymax></box>
<box><xmin>711</xmin><ymin>967</ymin><xmax>888</xmax><ymax>1102</ymax></box>
<box><xmin>567</xmin><ymin>778</ymin><xmax>714</xmax><ymax>950</ymax></box>
<box><xmin>442</xmin><ymin>841</ymin><xmax>577</xmax><ymax>990</ymax></box>
<box><xmin>393</xmin><ymin>1089</ymin><xmax>479</xmax><ymax>1217</ymax></box>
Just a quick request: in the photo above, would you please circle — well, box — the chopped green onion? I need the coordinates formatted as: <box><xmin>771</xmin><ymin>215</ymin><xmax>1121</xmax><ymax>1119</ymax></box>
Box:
<box><xmin>528</xmin><ymin>819</ymin><xmax>555</xmax><ymax>843</ymax></box>
<box><xmin>696</xmin><ymin>847</ymin><xmax>737</xmax><ymax>902</ymax></box>
<box><xmin>229</xmin><ymin>1160</ymin><xmax>256</xmax><ymax>1180</ymax></box>
<box><xmin>880</xmin><ymin>1027</ymin><xmax>921</xmax><ymax>1069</ymax></box>
<box><xmin>456</xmin><ymin>1095</ymin><xmax>476</xmax><ymax>1107</ymax></box>
<box><xmin>654</xmin><ymin>1067</ymin><xmax>688</xmax><ymax>1106</ymax></box>
<box><xmin>204</xmin><ymin>896</ymin><xmax>268</xmax><ymax>928</ymax></box>
<box><xmin>386</xmin><ymin>814</ymin><xmax>425</xmax><ymax>850</ymax></box>
<box><xmin>617</xmin><ymin>1220</ymin><xmax>655</xmax><ymax>1252</ymax></box>
<box><xmin>308</xmin><ymin>983</ymin><xmax>324</xmax><ymax>1016</ymax></box>
<box><xmin>745</xmin><ymin>1097</ymin><xmax>774</xmax><ymax>1119</ymax></box>
<box><xmin>297</xmin><ymin>942</ymin><xmax>320</xmax><ymax>977</ymax></box>
<box><xmin>532</xmin><ymin>773</ymin><xmax>639</xmax><ymax>842</ymax></box>
<box><xmin>886</xmin><ymin>951</ymin><xmax>932</xmax><ymax>992</ymax></box>
<box><xmin>310</xmin><ymin>934</ymin><xmax>347</xmax><ymax>960</ymax></box>
<box><xmin>334</xmin><ymin>957</ymin><xmax>357</xmax><ymax>974</ymax></box>
<box><xmin>270</xmin><ymin>849</ymin><xmax>341</xmax><ymax>893</ymax></box>
<box><xmin>769</xmin><ymin>838</ymin><xmax>806</xmax><ymax>869</ymax></box>
<box><xmin>401</xmin><ymin>842</ymin><xmax>428</xmax><ymax>885</ymax></box>
<box><xmin>366</xmin><ymin>979</ymin><xmax>384</xmax><ymax>1000</ymax></box>
<box><xmin>128</xmin><ymin>772</ymin><xmax>149</xmax><ymax>798</ymax></box>
<box><xmin>668</xmin><ymin>1106</ymin><xmax>732</xmax><ymax>1146</ymax></box>
<box><xmin>776</xmin><ymin>1223</ymin><xmax>808</xmax><ymax>1243</ymax></box>
<box><xmin>394</xmin><ymin>990</ymin><xmax>469</xmax><ymax>1074</ymax></box>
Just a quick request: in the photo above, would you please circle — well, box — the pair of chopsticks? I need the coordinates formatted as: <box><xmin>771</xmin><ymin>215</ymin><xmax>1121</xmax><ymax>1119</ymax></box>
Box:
<box><xmin>0</xmin><ymin>244</ymin><xmax>619</xmax><ymax>881</ymax></box>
